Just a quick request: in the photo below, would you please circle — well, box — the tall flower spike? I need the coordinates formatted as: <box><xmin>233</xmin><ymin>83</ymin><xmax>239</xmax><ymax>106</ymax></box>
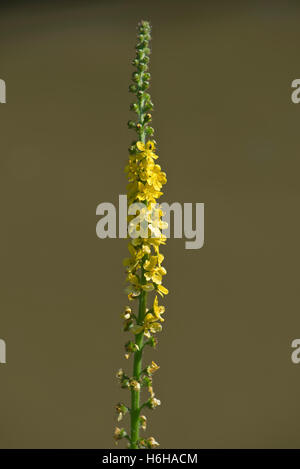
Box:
<box><xmin>115</xmin><ymin>20</ymin><xmax>168</xmax><ymax>449</ymax></box>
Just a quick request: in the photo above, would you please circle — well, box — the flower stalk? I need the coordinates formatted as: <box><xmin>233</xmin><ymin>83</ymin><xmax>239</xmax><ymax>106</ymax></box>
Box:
<box><xmin>114</xmin><ymin>20</ymin><xmax>168</xmax><ymax>450</ymax></box>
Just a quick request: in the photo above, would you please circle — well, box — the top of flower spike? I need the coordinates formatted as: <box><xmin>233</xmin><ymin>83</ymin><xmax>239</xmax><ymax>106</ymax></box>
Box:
<box><xmin>128</xmin><ymin>20</ymin><xmax>154</xmax><ymax>146</ymax></box>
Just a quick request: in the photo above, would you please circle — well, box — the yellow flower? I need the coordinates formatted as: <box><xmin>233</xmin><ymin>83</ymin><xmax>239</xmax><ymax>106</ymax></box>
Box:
<box><xmin>147</xmin><ymin>236</ymin><xmax>167</xmax><ymax>252</ymax></box>
<box><xmin>144</xmin><ymin>256</ymin><xmax>166</xmax><ymax>285</ymax></box>
<box><xmin>153</xmin><ymin>296</ymin><xmax>165</xmax><ymax>322</ymax></box>
<box><xmin>136</xmin><ymin>140</ymin><xmax>155</xmax><ymax>152</ymax></box>
<box><xmin>136</xmin><ymin>141</ymin><xmax>158</xmax><ymax>160</ymax></box>
<box><xmin>147</xmin><ymin>360</ymin><xmax>160</xmax><ymax>374</ymax></box>
<box><xmin>131</xmin><ymin>314</ymin><xmax>162</xmax><ymax>336</ymax></box>
<box><xmin>136</xmin><ymin>181</ymin><xmax>162</xmax><ymax>204</ymax></box>
<box><xmin>144</xmin><ymin>320</ymin><xmax>162</xmax><ymax>337</ymax></box>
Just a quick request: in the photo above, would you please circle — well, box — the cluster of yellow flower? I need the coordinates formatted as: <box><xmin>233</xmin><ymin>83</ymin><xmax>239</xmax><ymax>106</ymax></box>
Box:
<box><xmin>126</xmin><ymin>141</ymin><xmax>167</xmax><ymax>205</ymax></box>
<box><xmin>123</xmin><ymin>140</ymin><xmax>168</xmax><ymax>338</ymax></box>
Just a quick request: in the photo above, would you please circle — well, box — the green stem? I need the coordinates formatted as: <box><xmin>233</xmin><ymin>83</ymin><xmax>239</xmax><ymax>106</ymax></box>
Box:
<box><xmin>130</xmin><ymin>289</ymin><xmax>147</xmax><ymax>448</ymax></box>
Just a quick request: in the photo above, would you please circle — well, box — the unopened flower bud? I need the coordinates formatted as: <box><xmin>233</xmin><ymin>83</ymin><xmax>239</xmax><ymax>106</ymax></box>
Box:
<box><xmin>125</xmin><ymin>340</ymin><xmax>139</xmax><ymax>354</ymax></box>
<box><xmin>129</xmin><ymin>84</ymin><xmax>137</xmax><ymax>93</ymax></box>
<box><xmin>121</xmin><ymin>379</ymin><xmax>130</xmax><ymax>389</ymax></box>
<box><xmin>141</xmin><ymin>80</ymin><xmax>149</xmax><ymax>90</ymax></box>
<box><xmin>121</xmin><ymin>306</ymin><xmax>132</xmax><ymax>320</ymax></box>
<box><xmin>145</xmin><ymin>126</ymin><xmax>154</xmax><ymax>136</ymax></box>
<box><xmin>116</xmin><ymin>368</ymin><xmax>124</xmax><ymax>380</ymax></box>
<box><xmin>144</xmin><ymin>100</ymin><xmax>153</xmax><ymax>111</ymax></box>
<box><xmin>130</xmin><ymin>103</ymin><xmax>138</xmax><ymax>112</ymax></box>
<box><xmin>114</xmin><ymin>426</ymin><xmax>127</xmax><ymax>443</ymax></box>
<box><xmin>115</xmin><ymin>403</ymin><xmax>128</xmax><ymax>422</ymax></box>
<box><xmin>140</xmin><ymin>415</ymin><xmax>147</xmax><ymax>431</ymax></box>
<box><xmin>148</xmin><ymin>337</ymin><xmax>158</xmax><ymax>348</ymax></box>
<box><xmin>130</xmin><ymin>379</ymin><xmax>141</xmax><ymax>391</ymax></box>
<box><xmin>147</xmin><ymin>396</ymin><xmax>161</xmax><ymax>409</ymax></box>
<box><xmin>142</xmin><ymin>375</ymin><xmax>152</xmax><ymax>387</ymax></box>
<box><xmin>147</xmin><ymin>437</ymin><xmax>159</xmax><ymax>448</ymax></box>
<box><xmin>127</xmin><ymin>120</ymin><xmax>136</xmax><ymax>129</ymax></box>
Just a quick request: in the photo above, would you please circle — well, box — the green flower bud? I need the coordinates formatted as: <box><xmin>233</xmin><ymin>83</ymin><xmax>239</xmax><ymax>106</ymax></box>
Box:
<box><xmin>127</xmin><ymin>120</ymin><xmax>136</xmax><ymax>129</ymax></box>
<box><xmin>123</xmin><ymin>319</ymin><xmax>133</xmax><ymax>331</ymax></box>
<box><xmin>136</xmin><ymin>42</ymin><xmax>146</xmax><ymax>51</ymax></box>
<box><xmin>143</xmin><ymin>113</ymin><xmax>152</xmax><ymax>124</ymax></box>
<box><xmin>121</xmin><ymin>379</ymin><xmax>130</xmax><ymax>389</ymax></box>
<box><xmin>138</xmin><ymin>63</ymin><xmax>148</xmax><ymax>72</ymax></box>
<box><xmin>130</xmin><ymin>103</ymin><xmax>138</xmax><ymax>112</ymax></box>
<box><xmin>129</xmin><ymin>84</ymin><xmax>137</xmax><ymax>93</ymax></box>
<box><xmin>144</xmin><ymin>101</ymin><xmax>153</xmax><ymax>111</ymax></box>
<box><xmin>142</xmin><ymin>375</ymin><xmax>152</xmax><ymax>387</ymax></box>
<box><xmin>141</xmin><ymin>81</ymin><xmax>149</xmax><ymax>90</ymax></box>
<box><xmin>115</xmin><ymin>403</ymin><xmax>129</xmax><ymax>422</ymax></box>
<box><xmin>145</xmin><ymin>126</ymin><xmax>154</xmax><ymax>136</ymax></box>
<box><xmin>125</xmin><ymin>340</ymin><xmax>139</xmax><ymax>353</ymax></box>
<box><xmin>145</xmin><ymin>336</ymin><xmax>158</xmax><ymax>348</ymax></box>
<box><xmin>137</xmin><ymin>51</ymin><xmax>145</xmax><ymax>61</ymax></box>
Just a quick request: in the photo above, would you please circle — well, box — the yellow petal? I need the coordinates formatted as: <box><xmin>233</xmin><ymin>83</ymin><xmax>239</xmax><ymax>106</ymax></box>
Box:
<box><xmin>146</xmin><ymin>141</ymin><xmax>155</xmax><ymax>151</ymax></box>
<box><xmin>157</xmin><ymin>284</ymin><xmax>169</xmax><ymax>296</ymax></box>
<box><xmin>136</xmin><ymin>141</ymin><xmax>145</xmax><ymax>151</ymax></box>
<box><xmin>149</xmin><ymin>323</ymin><xmax>162</xmax><ymax>333</ymax></box>
<box><xmin>157</xmin><ymin>253</ymin><xmax>164</xmax><ymax>264</ymax></box>
<box><xmin>152</xmin><ymin>271</ymin><xmax>162</xmax><ymax>284</ymax></box>
<box><xmin>145</xmin><ymin>313</ymin><xmax>156</xmax><ymax>323</ymax></box>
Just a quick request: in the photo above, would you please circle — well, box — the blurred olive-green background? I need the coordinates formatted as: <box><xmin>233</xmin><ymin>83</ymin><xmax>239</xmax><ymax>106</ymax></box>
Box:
<box><xmin>1</xmin><ymin>0</ymin><xmax>300</xmax><ymax>448</ymax></box>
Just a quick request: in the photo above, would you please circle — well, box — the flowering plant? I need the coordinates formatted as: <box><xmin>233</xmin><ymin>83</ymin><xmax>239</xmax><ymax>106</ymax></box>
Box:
<box><xmin>114</xmin><ymin>20</ymin><xmax>168</xmax><ymax>449</ymax></box>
